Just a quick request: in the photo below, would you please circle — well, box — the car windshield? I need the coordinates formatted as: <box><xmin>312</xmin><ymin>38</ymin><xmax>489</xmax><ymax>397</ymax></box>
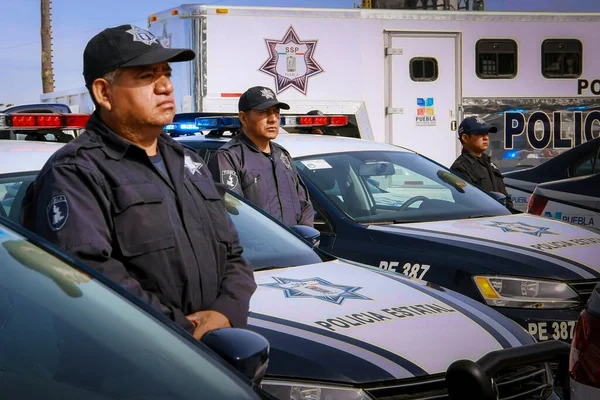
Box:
<box><xmin>221</xmin><ymin>192</ymin><xmax>324</xmax><ymax>269</ymax></box>
<box><xmin>0</xmin><ymin>222</ymin><xmax>258</xmax><ymax>399</ymax></box>
<box><xmin>295</xmin><ymin>151</ymin><xmax>511</xmax><ymax>224</ymax></box>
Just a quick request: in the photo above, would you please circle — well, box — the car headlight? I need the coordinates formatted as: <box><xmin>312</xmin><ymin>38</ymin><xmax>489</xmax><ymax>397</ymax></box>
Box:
<box><xmin>260</xmin><ymin>380</ymin><xmax>372</xmax><ymax>400</ymax></box>
<box><xmin>473</xmin><ymin>276</ymin><xmax>581</xmax><ymax>309</ymax></box>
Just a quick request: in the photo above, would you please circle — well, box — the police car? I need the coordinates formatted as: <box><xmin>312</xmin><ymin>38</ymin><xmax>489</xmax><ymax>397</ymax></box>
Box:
<box><xmin>504</xmin><ymin>136</ymin><xmax>600</xmax><ymax>212</ymax></box>
<box><xmin>0</xmin><ymin>112</ymin><xmax>569</xmax><ymax>400</ymax></box>
<box><xmin>527</xmin><ymin>173</ymin><xmax>600</xmax><ymax>231</ymax></box>
<box><xmin>170</xmin><ymin>115</ymin><xmax>600</xmax><ymax>346</ymax></box>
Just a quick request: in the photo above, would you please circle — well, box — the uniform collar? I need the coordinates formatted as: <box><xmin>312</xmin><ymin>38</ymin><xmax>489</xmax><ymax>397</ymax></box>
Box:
<box><xmin>238</xmin><ymin>131</ymin><xmax>278</xmax><ymax>156</ymax></box>
<box><xmin>86</xmin><ymin>112</ymin><xmax>182</xmax><ymax>160</ymax></box>
<box><xmin>461</xmin><ymin>148</ymin><xmax>490</xmax><ymax>164</ymax></box>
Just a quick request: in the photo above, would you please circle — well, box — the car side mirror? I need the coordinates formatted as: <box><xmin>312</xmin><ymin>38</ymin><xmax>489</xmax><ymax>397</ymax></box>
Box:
<box><xmin>290</xmin><ymin>225</ymin><xmax>321</xmax><ymax>248</ymax></box>
<box><xmin>201</xmin><ymin>328</ymin><xmax>270</xmax><ymax>386</ymax></box>
<box><xmin>489</xmin><ymin>191</ymin><xmax>507</xmax><ymax>206</ymax></box>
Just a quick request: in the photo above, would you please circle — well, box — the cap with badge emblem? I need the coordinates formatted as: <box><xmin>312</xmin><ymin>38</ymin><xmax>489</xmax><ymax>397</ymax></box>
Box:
<box><xmin>238</xmin><ymin>86</ymin><xmax>291</xmax><ymax>112</ymax></box>
<box><xmin>83</xmin><ymin>24</ymin><xmax>196</xmax><ymax>88</ymax></box>
<box><xmin>457</xmin><ymin>116</ymin><xmax>498</xmax><ymax>138</ymax></box>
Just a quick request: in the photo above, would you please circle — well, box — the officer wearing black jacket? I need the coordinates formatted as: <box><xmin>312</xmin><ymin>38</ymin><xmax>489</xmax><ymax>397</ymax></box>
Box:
<box><xmin>208</xmin><ymin>86</ymin><xmax>314</xmax><ymax>227</ymax></box>
<box><xmin>450</xmin><ymin>116</ymin><xmax>514</xmax><ymax>209</ymax></box>
<box><xmin>21</xmin><ymin>24</ymin><xmax>256</xmax><ymax>340</ymax></box>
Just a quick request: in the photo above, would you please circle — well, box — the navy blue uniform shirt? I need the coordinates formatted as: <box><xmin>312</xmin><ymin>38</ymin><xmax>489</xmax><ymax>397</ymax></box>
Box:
<box><xmin>451</xmin><ymin>149</ymin><xmax>514</xmax><ymax>209</ymax></box>
<box><xmin>21</xmin><ymin>113</ymin><xmax>256</xmax><ymax>333</ymax></box>
<box><xmin>208</xmin><ymin>132</ymin><xmax>314</xmax><ymax>227</ymax></box>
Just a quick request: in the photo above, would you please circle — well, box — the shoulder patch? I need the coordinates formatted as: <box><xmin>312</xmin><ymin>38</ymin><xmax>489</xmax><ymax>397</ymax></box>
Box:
<box><xmin>221</xmin><ymin>170</ymin><xmax>239</xmax><ymax>189</ymax></box>
<box><xmin>47</xmin><ymin>194</ymin><xmax>69</xmax><ymax>232</ymax></box>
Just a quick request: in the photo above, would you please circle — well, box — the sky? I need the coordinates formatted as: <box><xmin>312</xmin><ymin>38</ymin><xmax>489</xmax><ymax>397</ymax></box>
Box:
<box><xmin>1</xmin><ymin>0</ymin><xmax>599</xmax><ymax>107</ymax></box>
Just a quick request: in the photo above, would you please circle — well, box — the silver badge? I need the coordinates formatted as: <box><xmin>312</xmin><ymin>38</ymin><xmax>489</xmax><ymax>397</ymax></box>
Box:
<box><xmin>260</xmin><ymin>88</ymin><xmax>274</xmax><ymax>99</ymax></box>
<box><xmin>184</xmin><ymin>155</ymin><xmax>203</xmax><ymax>175</ymax></box>
<box><xmin>126</xmin><ymin>25</ymin><xmax>158</xmax><ymax>46</ymax></box>
<box><xmin>280</xmin><ymin>154</ymin><xmax>292</xmax><ymax>170</ymax></box>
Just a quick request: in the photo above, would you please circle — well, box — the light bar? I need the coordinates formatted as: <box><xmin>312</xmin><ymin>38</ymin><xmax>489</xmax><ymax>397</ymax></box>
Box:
<box><xmin>282</xmin><ymin>115</ymin><xmax>348</xmax><ymax>127</ymax></box>
<box><xmin>195</xmin><ymin>116</ymin><xmax>241</xmax><ymax>129</ymax></box>
<box><xmin>163</xmin><ymin>114</ymin><xmax>349</xmax><ymax>133</ymax></box>
<box><xmin>0</xmin><ymin>113</ymin><xmax>90</xmax><ymax>130</ymax></box>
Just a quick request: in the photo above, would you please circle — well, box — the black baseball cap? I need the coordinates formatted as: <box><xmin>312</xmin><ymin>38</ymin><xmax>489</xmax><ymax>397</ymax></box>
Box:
<box><xmin>458</xmin><ymin>116</ymin><xmax>498</xmax><ymax>137</ymax></box>
<box><xmin>238</xmin><ymin>86</ymin><xmax>290</xmax><ymax>112</ymax></box>
<box><xmin>83</xmin><ymin>24</ymin><xmax>195</xmax><ymax>87</ymax></box>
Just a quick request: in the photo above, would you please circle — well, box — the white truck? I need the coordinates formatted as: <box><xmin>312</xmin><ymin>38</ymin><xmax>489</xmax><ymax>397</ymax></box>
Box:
<box><xmin>41</xmin><ymin>4</ymin><xmax>600</xmax><ymax>169</ymax></box>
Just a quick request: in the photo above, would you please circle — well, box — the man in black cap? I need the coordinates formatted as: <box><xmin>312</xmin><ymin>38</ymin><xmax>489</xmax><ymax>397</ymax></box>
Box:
<box><xmin>21</xmin><ymin>25</ymin><xmax>256</xmax><ymax>340</ymax></box>
<box><xmin>208</xmin><ymin>86</ymin><xmax>314</xmax><ymax>227</ymax></box>
<box><xmin>450</xmin><ymin>116</ymin><xmax>513</xmax><ymax>208</ymax></box>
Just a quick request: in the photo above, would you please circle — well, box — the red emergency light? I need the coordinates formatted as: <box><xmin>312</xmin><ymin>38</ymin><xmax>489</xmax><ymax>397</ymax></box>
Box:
<box><xmin>1</xmin><ymin>113</ymin><xmax>90</xmax><ymax>130</ymax></box>
<box><xmin>282</xmin><ymin>115</ymin><xmax>348</xmax><ymax>127</ymax></box>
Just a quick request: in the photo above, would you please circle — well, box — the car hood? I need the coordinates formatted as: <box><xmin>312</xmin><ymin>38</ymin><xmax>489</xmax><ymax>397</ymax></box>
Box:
<box><xmin>249</xmin><ymin>260</ymin><xmax>532</xmax><ymax>384</ymax></box>
<box><xmin>368</xmin><ymin>214</ymin><xmax>600</xmax><ymax>280</ymax></box>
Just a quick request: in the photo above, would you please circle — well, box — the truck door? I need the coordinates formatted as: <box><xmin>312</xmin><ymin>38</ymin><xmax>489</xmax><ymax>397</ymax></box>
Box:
<box><xmin>385</xmin><ymin>32</ymin><xmax>461</xmax><ymax>168</ymax></box>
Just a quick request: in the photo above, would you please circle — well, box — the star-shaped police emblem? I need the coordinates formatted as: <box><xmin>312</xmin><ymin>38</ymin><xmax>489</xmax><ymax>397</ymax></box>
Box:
<box><xmin>126</xmin><ymin>25</ymin><xmax>158</xmax><ymax>46</ymax></box>
<box><xmin>260</xmin><ymin>88</ymin><xmax>274</xmax><ymax>99</ymax></box>
<box><xmin>485</xmin><ymin>221</ymin><xmax>559</xmax><ymax>237</ymax></box>
<box><xmin>259</xmin><ymin>26</ymin><xmax>324</xmax><ymax>95</ymax></box>
<box><xmin>184</xmin><ymin>155</ymin><xmax>203</xmax><ymax>176</ymax></box>
<box><xmin>260</xmin><ymin>277</ymin><xmax>372</xmax><ymax>305</ymax></box>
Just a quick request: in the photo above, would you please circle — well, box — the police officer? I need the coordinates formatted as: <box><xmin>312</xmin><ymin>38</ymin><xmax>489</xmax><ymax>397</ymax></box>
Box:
<box><xmin>450</xmin><ymin>116</ymin><xmax>514</xmax><ymax>208</ymax></box>
<box><xmin>208</xmin><ymin>86</ymin><xmax>314</xmax><ymax>227</ymax></box>
<box><xmin>20</xmin><ymin>24</ymin><xmax>256</xmax><ymax>340</ymax></box>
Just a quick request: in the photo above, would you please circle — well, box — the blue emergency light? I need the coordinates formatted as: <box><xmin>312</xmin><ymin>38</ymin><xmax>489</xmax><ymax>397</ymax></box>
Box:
<box><xmin>503</xmin><ymin>149</ymin><xmax>518</xmax><ymax>159</ymax></box>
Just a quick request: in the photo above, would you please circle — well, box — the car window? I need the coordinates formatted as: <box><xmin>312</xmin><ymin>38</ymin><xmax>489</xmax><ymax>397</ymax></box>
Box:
<box><xmin>0</xmin><ymin>224</ymin><xmax>258</xmax><ymax>399</ymax></box>
<box><xmin>222</xmin><ymin>192</ymin><xmax>323</xmax><ymax>269</ymax></box>
<box><xmin>570</xmin><ymin>147</ymin><xmax>600</xmax><ymax>177</ymax></box>
<box><xmin>0</xmin><ymin>173</ymin><xmax>36</xmax><ymax>222</ymax></box>
<box><xmin>295</xmin><ymin>151</ymin><xmax>511</xmax><ymax>224</ymax></box>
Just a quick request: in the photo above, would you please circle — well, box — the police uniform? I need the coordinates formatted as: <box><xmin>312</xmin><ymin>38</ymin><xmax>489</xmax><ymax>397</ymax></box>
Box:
<box><xmin>209</xmin><ymin>133</ymin><xmax>314</xmax><ymax>227</ymax></box>
<box><xmin>450</xmin><ymin>116</ymin><xmax>513</xmax><ymax>209</ymax></box>
<box><xmin>21</xmin><ymin>113</ymin><xmax>256</xmax><ymax>333</ymax></box>
<box><xmin>208</xmin><ymin>86</ymin><xmax>314</xmax><ymax>228</ymax></box>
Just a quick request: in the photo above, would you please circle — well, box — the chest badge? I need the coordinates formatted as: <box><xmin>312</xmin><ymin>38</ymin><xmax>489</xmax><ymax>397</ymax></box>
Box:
<box><xmin>184</xmin><ymin>155</ymin><xmax>203</xmax><ymax>176</ymax></box>
<box><xmin>280</xmin><ymin>154</ymin><xmax>292</xmax><ymax>170</ymax></box>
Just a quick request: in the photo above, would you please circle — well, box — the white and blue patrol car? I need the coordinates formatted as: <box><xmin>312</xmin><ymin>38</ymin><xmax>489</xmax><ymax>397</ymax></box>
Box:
<box><xmin>172</xmin><ymin>116</ymin><xmax>600</xmax><ymax>347</ymax></box>
<box><xmin>1</xmin><ymin>127</ymin><xmax>567</xmax><ymax>399</ymax></box>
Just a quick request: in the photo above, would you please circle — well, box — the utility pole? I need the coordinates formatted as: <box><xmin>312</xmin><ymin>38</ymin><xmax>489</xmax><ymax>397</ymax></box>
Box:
<box><xmin>41</xmin><ymin>0</ymin><xmax>55</xmax><ymax>93</ymax></box>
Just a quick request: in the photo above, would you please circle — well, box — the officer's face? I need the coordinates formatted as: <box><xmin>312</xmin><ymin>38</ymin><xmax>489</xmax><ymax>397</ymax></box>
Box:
<box><xmin>463</xmin><ymin>132</ymin><xmax>489</xmax><ymax>153</ymax></box>
<box><xmin>240</xmin><ymin>106</ymin><xmax>281</xmax><ymax>140</ymax></box>
<box><xmin>104</xmin><ymin>62</ymin><xmax>176</xmax><ymax>130</ymax></box>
